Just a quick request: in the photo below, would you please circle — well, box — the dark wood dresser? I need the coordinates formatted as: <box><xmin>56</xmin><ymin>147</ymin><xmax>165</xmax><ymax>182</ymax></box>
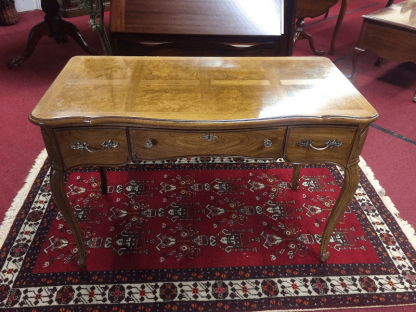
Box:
<box><xmin>109</xmin><ymin>0</ymin><xmax>297</xmax><ymax>56</ymax></box>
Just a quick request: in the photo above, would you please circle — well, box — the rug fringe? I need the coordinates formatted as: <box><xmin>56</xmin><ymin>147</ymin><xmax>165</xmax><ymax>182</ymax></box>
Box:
<box><xmin>359</xmin><ymin>156</ymin><xmax>416</xmax><ymax>250</ymax></box>
<box><xmin>0</xmin><ymin>149</ymin><xmax>48</xmax><ymax>248</ymax></box>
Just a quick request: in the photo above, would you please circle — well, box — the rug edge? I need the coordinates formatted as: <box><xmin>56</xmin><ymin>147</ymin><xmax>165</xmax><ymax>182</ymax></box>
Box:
<box><xmin>0</xmin><ymin>149</ymin><xmax>47</xmax><ymax>248</ymax></box>
<box><xmin>261</xmin><ymin>302</ymin><xmax>416</xmax><ymax>312</ymax></box>
<box><xmin>359</xmin><ymin>156</ymin><xmax>416</xmax><ymax>250</ymax></box>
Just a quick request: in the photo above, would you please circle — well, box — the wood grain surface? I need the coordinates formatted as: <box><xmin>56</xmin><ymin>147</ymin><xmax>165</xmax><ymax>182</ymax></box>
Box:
<box><xmin>30</xmin><ymin>56</ymin><xmax>378</xmax><ymax>127</ymax></box>
<box><xmin>56</xmin><ymin>128</ymin><xmax>130</xmax><ymax>169</ymax></box>
<box><xmin>130</xmin><ymin>128</ymin><xmax>286</xmax><ymax>160</ymax></box>
<box><xmin>284</xmin><ymin>126</ymin><xmax>357</xmax><ymax>166</ymax></box>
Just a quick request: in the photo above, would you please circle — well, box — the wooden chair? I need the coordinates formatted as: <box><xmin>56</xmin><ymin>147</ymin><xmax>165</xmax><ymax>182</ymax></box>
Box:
<box><xmin>293</xmin><ymin>0</ymin><xmax>349</xmax><ymax>55</ymax></box>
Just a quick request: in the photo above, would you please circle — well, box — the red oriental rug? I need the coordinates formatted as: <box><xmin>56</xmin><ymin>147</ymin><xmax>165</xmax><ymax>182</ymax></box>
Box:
<box><xmin>0</xmin><ymin>151</ymin><xmax>415</xmax><ymax>311</ymax></box>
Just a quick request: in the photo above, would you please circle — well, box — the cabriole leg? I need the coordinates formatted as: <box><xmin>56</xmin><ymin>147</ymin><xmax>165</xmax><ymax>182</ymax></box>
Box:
<box><xmin>320</xmin><ymin>163</ymin><xmax>360</xmax><ymax>262</ymax></box>
<box><xmin>50</xmin><ymin>166</ymin><xmax>87</xmax><ymax>269</ymax></box>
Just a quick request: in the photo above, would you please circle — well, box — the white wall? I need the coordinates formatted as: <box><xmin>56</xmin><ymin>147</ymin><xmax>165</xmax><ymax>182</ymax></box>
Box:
<box><xmin>15</xmin><ymin>0</ymin><xmax>40</xmax><ymax>12</ymax></box>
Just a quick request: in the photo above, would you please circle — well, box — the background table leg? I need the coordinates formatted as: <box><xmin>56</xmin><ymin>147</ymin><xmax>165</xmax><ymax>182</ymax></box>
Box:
<box><xmin>320</xmin><ymin>162</ymin><xmax>359</xmax><ymax>262</ymax></box>
<box><xmin>329</xmin><ymin>0</ymin><xmax>350</xmax><ymax>55</ymax></box>
<box><xmin>7</xmin><ymin>0</ymin><xmax>97</xmax><ymax>69</ymax></box>
<box><xmin>349</xmin><ymin>47</ymin><xmax>365</xmax><ymax>82</ymax></box>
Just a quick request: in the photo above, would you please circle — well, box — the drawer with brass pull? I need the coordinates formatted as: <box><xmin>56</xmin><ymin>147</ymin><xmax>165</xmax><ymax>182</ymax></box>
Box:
<box><xmin>130</xmin><ymin>128</ymin><xmax>286</xmax><ymax>160</ymax></box>
<box><xmin>285</xmin><ymin>126</ymin><xmax>357</xmax><ymax>166</ymax></box>
<box><xmin>55</xmin><ymin>128</ymin><xmax>129</xmax><ymax>169</ymax></box>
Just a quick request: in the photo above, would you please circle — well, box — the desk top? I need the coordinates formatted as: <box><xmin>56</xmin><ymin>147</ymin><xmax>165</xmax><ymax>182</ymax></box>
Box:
<box><xmin>363</xmin><ymin>0</ymin><xmax>416</xmax><ymax>31</ymax></box>
<box><xmin>110</xmin><ymin>0</ymin><xmax>284</xmax><ymax>36</ymax></box>
<box><xmin>30</xmin><ymin>56</ymin><xmax>378</xmax><ymax>127</ymax></box>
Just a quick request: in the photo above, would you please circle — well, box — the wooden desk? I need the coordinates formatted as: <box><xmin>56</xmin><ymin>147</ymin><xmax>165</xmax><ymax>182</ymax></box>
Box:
<box><xmin>30</xmin><ymin>56</ymin><xmax>378</xmax><ymax>269</ymax></box>
<box><xmin>109</xmin><ymin>0</ymin><xmax>297</xmax><ymax>56</ymax></box>
<box><xmin>351</xmin><ymin>0</ymin><xmax>416</xmax><ymax>101</ymax></box>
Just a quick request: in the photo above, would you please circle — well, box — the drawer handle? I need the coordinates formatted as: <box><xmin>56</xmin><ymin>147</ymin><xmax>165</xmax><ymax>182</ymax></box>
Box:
<box><xmin>264</xmin><ymin>139</ymin><xmax>272</xmax><ymax>147</ymax></box>
<box><xmin>296</xmin><ymin>139</ymin><xmax>343</xmax><ymax>150</ymax></box>
<box><xmin>70</xmin><ymin>140</ymin><xmax>119</xmax><ymax>153</ymax></box>
<box><xmin>144</xmin><ymin>139</ymin><xmax>153</xmax><ymax>149</ymax></box>
<box><xmin>201</xmin><ymin>134</ymin><xmax>218</xmax><ymax>141</ymax></box>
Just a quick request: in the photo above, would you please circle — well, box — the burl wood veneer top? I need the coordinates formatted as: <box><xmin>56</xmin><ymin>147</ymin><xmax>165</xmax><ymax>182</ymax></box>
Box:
<box><xmin>110</xmin><ymin>0</ymin><xmax>284</xmax><ymax>36</ymax></box>
<box><xmin>30</xmin><ymin>56</ymin><xmax>378</xmax><ymax>127</ymax></box>
<box><xmin>363</xmin><ymin>0</ymin><xmax>416</xmax><ymax>30</ymax></box>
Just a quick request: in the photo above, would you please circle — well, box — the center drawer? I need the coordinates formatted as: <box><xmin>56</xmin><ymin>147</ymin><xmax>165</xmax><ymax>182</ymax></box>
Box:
<box><xmin>130</xmin><ymin>128</ymin><xmax>286</xmax><ymax>160</ymax></box>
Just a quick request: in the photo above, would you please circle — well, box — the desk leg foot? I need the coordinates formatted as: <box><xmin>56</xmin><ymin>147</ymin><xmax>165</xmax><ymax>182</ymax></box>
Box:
<box><xmin>291</xmin><ymin>164</ymin><xmax>301</xmax><ymax>190</ymax></box>
<box><xmin>319</xmin><ymin>163</ymin><xmax>359</xmax><ymax>263</ymax></box>
<box><xmin>320</xmin><ymin>251</ymin><xmax>330</xmax><ymax>263</ymax></box>
<box><xmin>50</xmin><ymin>166</ymin><xmax>87</xmax><ymax>270</ymax></box>
<box><xmin>77</xmin><ymin>257</ymin><xmax>86</xmax><ymax>271</ymax></box>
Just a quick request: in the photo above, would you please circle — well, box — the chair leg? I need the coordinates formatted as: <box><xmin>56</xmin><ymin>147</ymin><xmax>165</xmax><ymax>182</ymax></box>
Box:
<box><xmin>386</xmin><ymin>0</ymin><xmax>394</xmax><ymax>7</ymax></box>
<box><xmin>324</xmin><ymin>8</ymin><xmax>329</xmax><ymax>19</ymax></box>
<box><xmin>329</xmin><ymin>0</ymin><xmax>349</xmax><ymax>55</ymax></box>
<box><xmin>293</xmin><ymin>19</ymin><xmax>324</xmax><ymax>56</ymax></box>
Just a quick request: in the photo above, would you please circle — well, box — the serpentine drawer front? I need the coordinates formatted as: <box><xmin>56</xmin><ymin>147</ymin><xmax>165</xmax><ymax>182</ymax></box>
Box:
<box><xmin>130</xmin><ymin>128</ymin><xmax>286</xmax><ymax>160</ymax></box>
<box><xmin>285</xmin><ymin>126</ymin><xmax>357</xmax><ymax>166</ymax></box>
<box><xmin>56</xmin><ymin>128</ymin><xmax>129</xmax><ymax>169</ymax></box>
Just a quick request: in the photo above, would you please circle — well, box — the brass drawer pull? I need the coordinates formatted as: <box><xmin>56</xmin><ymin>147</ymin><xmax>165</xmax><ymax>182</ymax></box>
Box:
<box><xmin>201</xmin><ymin>134</ymin><xmax>218</xmax><ymax>141</ymax></box>
<box><xmin>144</xmin><ymin>139</ymin><xmax>153</xmax><ymax>148</ymax></box>
<box><xmin>70</xmin><ymin>140</ymin><xmax>119</xmax><ymax>153</ymax></box>
<box><xmin>264</xmin><ymin>139</ymin><xmax>272</xmax><ymax>147</ymax></box>
<box><xmin>296</xmin><ymin>139</ymin><xmax>342</xmax><ymax>150</ymax></box>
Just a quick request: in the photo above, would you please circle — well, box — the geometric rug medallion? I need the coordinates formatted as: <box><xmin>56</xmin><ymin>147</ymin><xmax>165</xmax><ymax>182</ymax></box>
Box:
<box><xmin>0</xmin><ymin>151</ymin><xmax>415</xmax><ymax>311</ymax></box>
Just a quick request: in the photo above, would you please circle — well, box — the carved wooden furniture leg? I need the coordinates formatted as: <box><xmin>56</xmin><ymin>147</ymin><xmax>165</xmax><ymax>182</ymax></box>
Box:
<box><xmin>324</xmin><ymin>8</ymin><xmax>329</xmax><ymax>19</ymax></box>
<box><xmin>291</xmin><ymin>164</ymin><xmax>301</xmax><ymax>190</ymax></box>
<box><xmin>329</xmin><ymin>0</ymin><xmax>349</xmax><ymax>55</ymax></box>
<box><xmin>349</xmin><ymin>47</ymin><xmax>365</xmax><ymax>82</ymax></box>
<box><xmin>99</xmin><ymin>167</ymin><xmax>107</xmax><ymax>195</ymax></box>
<box><xmin>293</xmin><ymin>19</ymin><xmax>324</xmax><ymax>56</ymax></box>
<box><xmin>7</xmin><ymin>0</ymin><xmax>97</xmax><ymax>69</ymax></box>
<box><xmin>50</xmin><ymin>167</ymin><xmax>87</xmax><ymax>269</ymax></box>
<box><xmin>386</xmin><ymin>0</ymin><xmax>394</xmax><ymax>6</ymax></box>
<box><xmin>320</xmin><ymin>163</ymin><xmax>359</xmax><ymax>262</ymax></box>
